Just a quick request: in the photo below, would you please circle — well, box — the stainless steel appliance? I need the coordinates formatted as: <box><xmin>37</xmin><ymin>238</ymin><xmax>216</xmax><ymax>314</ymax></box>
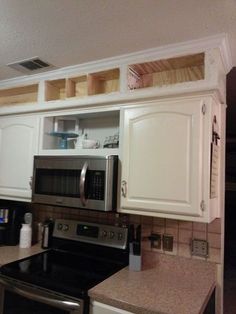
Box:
<box><xmin>32</xmin><ymin>155</ymin><xmax>118</xmax><ymax>211</ymax></box>
<box><xmin>0</xmin><ymin>219</ymin><xmax>129</xmax><ymax>314</ymax></box>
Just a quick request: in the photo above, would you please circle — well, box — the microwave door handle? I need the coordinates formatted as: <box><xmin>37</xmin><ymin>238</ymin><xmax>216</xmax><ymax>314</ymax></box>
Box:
<box><xmin>80</xmin><ymin>161</ymin><xmax>88</xmax><ymax>206</ymax></box>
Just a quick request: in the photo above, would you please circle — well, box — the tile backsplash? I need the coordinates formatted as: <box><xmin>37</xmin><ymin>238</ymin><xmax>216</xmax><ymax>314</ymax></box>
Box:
<box><xmin>31</xmin><ymin>204</ymin><xmax>222</xmax><ymax>264</ymax></box>
<box><xmin>134</xmin><ymin>215</ymin><xmax>222</xmax><ymax>264</ymax></box>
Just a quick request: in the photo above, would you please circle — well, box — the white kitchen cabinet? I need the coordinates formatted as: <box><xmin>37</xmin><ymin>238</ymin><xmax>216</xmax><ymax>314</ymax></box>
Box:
<box><xmin>90</xmin><ymin>301</ymin><xmax>133</xmax><ymax>314</ymax></box>
<box><xmin>0</xmin><ymin>115</ymin><xmax>39</xmax><ymax>201</ymax></box>
<box><xmin>119</xmin><ymin>95</ymin><xmax>222</xmax><ymax>222</ymax></box>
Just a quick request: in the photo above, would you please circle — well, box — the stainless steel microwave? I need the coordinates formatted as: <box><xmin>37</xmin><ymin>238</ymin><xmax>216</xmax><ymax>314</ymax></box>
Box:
<box><xmin>32</xmin><ymin>155</ymin><xmax>118</xmax><ymax>211</ymax></box>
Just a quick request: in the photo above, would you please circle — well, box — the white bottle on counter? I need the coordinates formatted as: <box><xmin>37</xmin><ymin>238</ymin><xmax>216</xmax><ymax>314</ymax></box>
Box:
<box><xmin>19</xmin><ymin>223</ymin><xmax>32</xmax><ymax>248</ymax></box>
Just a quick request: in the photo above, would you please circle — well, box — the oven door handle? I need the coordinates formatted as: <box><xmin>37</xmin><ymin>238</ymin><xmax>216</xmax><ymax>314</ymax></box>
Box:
<box><xmin>80</xmin><ymin>161</ymin><xmax>88</xmax><ymax>206</ymax></box>
<box><xmin>0</xmin><ymin>278</ymin><xmax>81</xmax><ymax>312</ymax></box>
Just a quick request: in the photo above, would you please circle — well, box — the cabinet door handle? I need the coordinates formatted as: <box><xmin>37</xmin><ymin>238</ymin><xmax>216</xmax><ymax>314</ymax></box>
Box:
<box><xmin>121</xmin><ymin>180</ymin><xmax>127</xmax><ymax>198</ymax></box>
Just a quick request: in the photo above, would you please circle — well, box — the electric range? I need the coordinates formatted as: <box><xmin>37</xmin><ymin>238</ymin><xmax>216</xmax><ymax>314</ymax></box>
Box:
<box><xmin>0</xmin><ymin>219</ymin><xmax>129</xmax><ymax>314</ymax></box>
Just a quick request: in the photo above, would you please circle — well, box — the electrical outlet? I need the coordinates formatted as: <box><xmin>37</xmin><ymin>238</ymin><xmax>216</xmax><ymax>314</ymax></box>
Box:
<box><xmin>191</xmin><ymin>239</ymin><xmax>208</xmax><ymax>257</ymax></box>
<box><xmin>163</xmin><ymin>234</ymin><xmax>173</xmax><ymax>251</ymax></box>
<box><xmin>148</xmin><ymin>233</ymin><xmax>162</xmax><ymax>249</ymax></box>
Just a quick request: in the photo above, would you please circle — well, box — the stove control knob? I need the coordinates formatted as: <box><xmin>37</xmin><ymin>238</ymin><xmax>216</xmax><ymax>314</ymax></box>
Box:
<box><xmin>63</xmin><ymin>224</ymin><xmax>69</xmax><ymax>232</ymax></box>
<box><xmin>102</xmin><ymin>230</ymin><xmax>107</xmax><ymax>238</ymax></box>
<box><xmin>109</xmin><ymin>231</ymin><xmax>115</xmax><ymax>239</ymax></box>
<box><xmin>57</xmin><ymin>223</ymin><xmax>63</xmax><ymax>230</ymax></box>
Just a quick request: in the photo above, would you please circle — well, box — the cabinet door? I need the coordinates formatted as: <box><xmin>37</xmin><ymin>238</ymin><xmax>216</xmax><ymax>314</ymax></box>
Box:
<box><xmin>0</xmin><ymin>115</ymin><xmax>39</xmax><ymax>201</ymax></box>
<box><xmin>120</xmin><ymin>98</ymin><xmax>208</xmax><ymax>218</ymax></box>
<box><xmin>90</xmin><ymin>301</ymin><xmax>133</xmax><ymax>314</ymax></box>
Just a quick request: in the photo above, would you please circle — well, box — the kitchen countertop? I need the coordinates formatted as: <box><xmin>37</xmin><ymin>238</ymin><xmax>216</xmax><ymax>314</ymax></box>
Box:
<box><xmin>89</xmin><ymin>252</ymin><xmax>216</xmax><ymax>314</ymax></box>
<box><xmin>0</xmin><ymin>244</ymin><xmax>216</xmax><ymax>314</ymax></box>
<box><xmin>0</xmin><ymin>243</ymin><xmax>44</xmax><ymax>266</ymax></box>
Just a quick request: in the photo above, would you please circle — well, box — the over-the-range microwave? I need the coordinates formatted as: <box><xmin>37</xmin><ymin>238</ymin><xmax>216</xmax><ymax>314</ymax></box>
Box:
<box><xmin>32</xmin><ymin>155</ymin><xmax>118</xmax><ymax>211</ymax></box>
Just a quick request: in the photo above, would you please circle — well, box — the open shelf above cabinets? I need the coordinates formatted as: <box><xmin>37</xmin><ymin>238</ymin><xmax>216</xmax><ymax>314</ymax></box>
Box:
<box><xmin>45</xmin><ymin>68</ymin><xmax>120</xmax><ymax>102</ymax></box>
<box><xmin>88</xmin><ymin>68</ymin><xmax>120</xmax><ymax>96</ymax></box>
<box><xmin>0</xmin><ymin>39</ymin><xmax>228</xmax><ymax>114</ymax></box>
<box><xmin>0</xmin><ymin>84</ymin><xmax>38</xmax><ymax>106</ymax></box>
<box><xmin>41</xmin><ymin>110</ymin><xmax>120</xmax><ymax>156</ymax></box>
<box><xmin>66</xmin><ymin>76</ymin><xmax>88</xmax><ymax>98</ymax></box>
<box><xmin>127</xmin><ymin>53</ymin><xmax>205</xmax><ymax>90</ymax></box>
<box><xmin>45</xmin><ymin>79</ymin><xmax>66</xmax><ymax>101</ymax></box>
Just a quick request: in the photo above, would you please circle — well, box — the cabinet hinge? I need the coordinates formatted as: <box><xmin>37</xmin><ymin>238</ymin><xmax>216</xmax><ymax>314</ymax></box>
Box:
<box><xmin>202</xmin><ymin>104</ymin><xmax>206</xmax><ymax>115</ymax></box>
<box><xmin>200</xmin><ymin>200</ymin><xmax>205</xmax><ymax>211</ymax></box>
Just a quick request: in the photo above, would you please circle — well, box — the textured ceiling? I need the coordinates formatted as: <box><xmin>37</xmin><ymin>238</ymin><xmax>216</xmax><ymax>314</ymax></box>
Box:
<box><xmin>0</xmin><ymin>0</ymin><xmax>236</xmax><ymax>81</ymax></box>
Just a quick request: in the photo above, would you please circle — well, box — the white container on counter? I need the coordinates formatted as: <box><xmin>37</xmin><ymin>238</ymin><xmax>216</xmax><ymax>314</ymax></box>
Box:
<box><xmin>19</xmin><ymin>223</ymin><xmax>32</xmax><ymax>248</ymax></box>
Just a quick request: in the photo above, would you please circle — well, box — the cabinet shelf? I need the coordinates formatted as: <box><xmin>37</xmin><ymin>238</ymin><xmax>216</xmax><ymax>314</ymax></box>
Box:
<box><xmin>0</xmin><ymin>84</ymin><xmax>38</xmax><ymax>106</ymax></box>
<box><xmin>128</xmin><ymin>53</ymin><xmax>204</xmax><ymax>90</ymax></box>
<box><xmin>45</xmin><ymin>79</ymin><xmax>66</xmax><ymax>101</ymax></box>
<box><xmin>66</xmin><ymin>76</ymin><xmax>87</xmax><ymax>98</ymax></box>
<box><xmin>39</xmin><ymin>148</ymin><xmax>119</xmax><ymax>156</ymax></box>
<box><xmin>88</xmin><ymin>68</ymin><xmax>120</xmax><ymax>96</ymax></box>
<box><xmin>41</xmin><ymin>110</ymin><xmax>120</xmax><ymax>154</ymax></box>
<box><xmin>45</xmin><ymin>68</ymin><xmax>120</xmax><ymax>102</ymax></box>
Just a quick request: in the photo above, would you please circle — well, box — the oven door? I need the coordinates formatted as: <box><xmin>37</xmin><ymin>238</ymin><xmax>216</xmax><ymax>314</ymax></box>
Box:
<box><xmin>0</xmin><ymin>277</ymin><xmax>84</xmax><ymax>314</ymax></box>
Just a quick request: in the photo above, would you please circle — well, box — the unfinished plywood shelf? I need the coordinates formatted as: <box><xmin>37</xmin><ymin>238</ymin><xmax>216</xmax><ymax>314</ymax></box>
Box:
<box><xmin>88</xmin><ymin>68</ymin><xmax>120</xmax><ymax>96</ymax></box>
<box><xmin>66</xmin><ymin>76</ymin><xmax>88</xmax><ymax>98</ymax></box>
<box><xmin>45</xmin><ymin>68</ymin><xmax>120</xmax><ymax>102</ymax></box>
<box><xmin>45</xmin><ymin>79</ymin><xmax>66</xmax><ymax>101</ymax></box>
<box><xmin>0</xmin><ymin>84</ymin><xmax>38</xmax><ymax>106</ymax></box>
<box><xmin>128</xmin><ymin>53</ymin><xmax>205</xmax><ymax>90</ymax></box>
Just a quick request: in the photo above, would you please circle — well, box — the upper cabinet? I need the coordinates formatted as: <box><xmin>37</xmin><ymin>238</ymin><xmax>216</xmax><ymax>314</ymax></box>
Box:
<box><xmin>0</xmin><ymin>35</ymin><xmax>229</xmax><ymax>217</ymax></box>
<box><xmin>0</xmin><ymin>115</ymin><xmax>39</xmax><ymax>201</ymax></box>
<box><xmin>119</xmin><ymin>95</ymin><xmax>222</xmax><ymax>222</ymax></box>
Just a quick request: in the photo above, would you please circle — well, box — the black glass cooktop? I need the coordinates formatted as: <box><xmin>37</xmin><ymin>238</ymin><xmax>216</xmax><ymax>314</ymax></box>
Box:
<box><xmin>0</xmin><ymin>249</ymin><xmax>127</xmax><ymax>298</ymax></box>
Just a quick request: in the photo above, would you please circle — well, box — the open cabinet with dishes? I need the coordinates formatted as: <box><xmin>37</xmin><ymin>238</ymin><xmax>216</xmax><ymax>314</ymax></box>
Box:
<box><xmin>39</xmin><ymin>109</ymin><xmax>120</xmax><ymax>156</ymax></box>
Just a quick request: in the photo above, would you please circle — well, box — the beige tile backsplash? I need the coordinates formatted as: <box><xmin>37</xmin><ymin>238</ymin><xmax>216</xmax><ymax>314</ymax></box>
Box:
<box><xmin>31</xmin><ymin>204</ymin><xmax>222</xmax><ymax>264</ymax></box>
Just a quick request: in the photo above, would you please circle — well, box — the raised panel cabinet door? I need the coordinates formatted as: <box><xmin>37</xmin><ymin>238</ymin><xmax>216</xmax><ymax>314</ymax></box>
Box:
<box><xmin>120</xmin><ymin>98</ymin><xmax>208</xmax><ymax>217</ymax></box>
<box><xmin>0</xmin><ymin>115</ymin><xmax>39</xmax><ymax>201</ymax></box>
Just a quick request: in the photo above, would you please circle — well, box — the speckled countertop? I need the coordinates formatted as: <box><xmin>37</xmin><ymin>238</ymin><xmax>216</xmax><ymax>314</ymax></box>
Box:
<box><xmin>89</xmin><ymin>252</ymin><xmax>216</xmax><ymax>314</ymax></box>
<box><xmin>0</xmin><ymin>243</ymin><xmax>44</xmax><ymax>266</ymax></box>
<box><xmin>0</xmin><ymin>245</ymin><xmax>216</xmax><ymax>314</ymax></box>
